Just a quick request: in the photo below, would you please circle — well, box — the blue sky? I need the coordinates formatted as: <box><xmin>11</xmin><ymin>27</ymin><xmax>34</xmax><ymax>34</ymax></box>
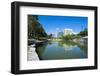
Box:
<box><xmin>38</xmin><ymin>15</ymin><xmax>88</xmax><ymax>35</ymax></box>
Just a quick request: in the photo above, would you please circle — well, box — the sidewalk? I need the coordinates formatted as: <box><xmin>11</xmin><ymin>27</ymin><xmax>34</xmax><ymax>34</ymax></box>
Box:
<box><xmin>27</xmin><ymin>44</ymin><xmax>40</xmax><ymax>61</ymax></box>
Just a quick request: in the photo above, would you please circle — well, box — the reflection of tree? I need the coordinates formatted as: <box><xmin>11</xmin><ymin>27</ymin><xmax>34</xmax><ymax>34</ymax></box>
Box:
<box><xmin>28</xmin><ymin>15</ymin><xmax>47</xmax><ymax>39</ymax></box>
<box><xmin>35</xmin><ymin>40</ymin><xmax>88</xmax><ymax>60</ymax></box>
<box><xmin>35</xmin><ymin>43</ymin><xmax>48</xmax><ymax>60</ymax></box>
<box><xmin>48</xmin><ymin>41</ymin><xmax>53</xmax><ymax>45</ymax></box>
<box><xmin>58</xmin><ymin>40</ymin><xmax>87</xmax><ymax>53</ymax></box>
<box><xmin>76</xmin><ymin>42</ymin><xmax>88</xmax><ymax>54</ymax></box>
<box><xmin>58</xmin><ymin>41</ymin><xmax>76</xmax><ymax>51</ymax></box>
<box><xmin>58</xmin><ymin>41</ymin><xmax>76</xmax><ymax>47</ymax></box>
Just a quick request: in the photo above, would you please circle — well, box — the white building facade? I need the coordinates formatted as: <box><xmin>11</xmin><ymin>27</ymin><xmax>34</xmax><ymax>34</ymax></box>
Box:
<box><xmin>64</xmin><ymin>29</ymin><xmax>73</xmax><ymax>35</ymax></box>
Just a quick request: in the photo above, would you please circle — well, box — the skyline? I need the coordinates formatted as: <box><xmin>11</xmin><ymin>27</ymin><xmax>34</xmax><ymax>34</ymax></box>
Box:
<box><xmin>38</xmin><ymin>15</ymin><xmax>88</xmax><ymax>35</ymax></box>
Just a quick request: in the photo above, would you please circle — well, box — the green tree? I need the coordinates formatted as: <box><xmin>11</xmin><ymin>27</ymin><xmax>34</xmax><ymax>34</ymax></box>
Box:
<box><xmin>78</xmin><ymin>28</ymin><xmax>88</xmax><ymax>37</ymax></box>
<box><xmin>28</xmin><ymin>15</ymin><xmax>47</xmax><ymax>39</ymax></box>
<box><xmin>48</xmin><ymin>34</ymin><xmax>53</xmax><ymax>38</ymax></box>
<box><xmin>61</xmin><ymin>34</ymin><xmax>74</xmax><ymax>41</ymax></box>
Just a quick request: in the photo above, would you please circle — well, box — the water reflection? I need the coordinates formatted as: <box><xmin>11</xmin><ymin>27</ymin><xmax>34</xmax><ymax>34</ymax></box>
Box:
<box><xmin>35</xmin><ymin>40</ymin><xmax>88</xmax><ymax>60</ymax></box>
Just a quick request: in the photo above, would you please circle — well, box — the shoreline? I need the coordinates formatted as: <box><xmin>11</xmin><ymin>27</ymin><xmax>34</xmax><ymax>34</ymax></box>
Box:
<box><xmin>27</xmin><ymin>45</ymin><xmax>40</xmax><ymax>61</ymax></box>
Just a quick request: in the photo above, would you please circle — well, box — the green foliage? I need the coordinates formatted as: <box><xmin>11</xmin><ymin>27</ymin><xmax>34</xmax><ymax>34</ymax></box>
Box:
<box><xmin>61</xmin><ymin>34</ymin><xmax>74</xmax><ymax>41</ymax></box>
<box><xmin>78</xmin><ymin>28</ymin><xmax>88</xmax><ymax>37</ymax></box>
<box><xmin>28</xmin><ymin>15</ymin><xmax>47</xmax><ymax>39</ymax></box>
<box><xmin>60</xmin><ymin>28</ymin><xmax>88</xmax><ymax>41</ymax></box>
<box><xmin>61</xmin><ymin>34</ymin><xmax>81</xmax><ymax>41</ymax></box>
<box><xmin>48</xmin><ymin>34</ymin><xmax>53</xmax><ymax>38</ymax></box>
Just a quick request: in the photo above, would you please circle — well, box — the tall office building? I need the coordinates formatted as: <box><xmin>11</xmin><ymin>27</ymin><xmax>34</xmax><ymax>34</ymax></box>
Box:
<box><xmin>57</xmin><ymin>32</ymin><xmax>64</xmax><ymax>37</ymax></box>
<box><xmin>64</xmin><ymin>29</ymin><xmax>73</xmax><ymax>35</ymax></box>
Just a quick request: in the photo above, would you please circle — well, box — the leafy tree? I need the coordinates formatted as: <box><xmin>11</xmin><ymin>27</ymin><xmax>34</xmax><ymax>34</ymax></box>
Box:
<box><xmin>78</xmin><ymin>28</ymin><xmax>88</xmax><ymax>37</ymax></box>
<box><xmin>61</xmin><ymin>34</ymin><xmax>74</xmax><ymax>41</ymax></box>
<box><xmin>48</xmin><ymin>34</ymin><xmax>53</xmax><ymax>38</ymax></box>
<box><xmin>28</xmin><ymin>15</ymin><xmax>47</xmax><ymax>39</ymax></box>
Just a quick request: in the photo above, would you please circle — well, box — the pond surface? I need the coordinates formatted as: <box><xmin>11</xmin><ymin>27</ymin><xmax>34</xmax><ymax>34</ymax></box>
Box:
<box><xmin>36</xmin><ymin>40</ymin><xmax>88</xmax><ymax>60</ymax></box>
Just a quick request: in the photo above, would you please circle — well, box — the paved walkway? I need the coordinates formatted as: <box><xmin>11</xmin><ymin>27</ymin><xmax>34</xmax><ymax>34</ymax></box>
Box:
<box><xmin>27</xmin><ymin>44</ymin><xmax>40</xmax><ymax>61</ymax></box>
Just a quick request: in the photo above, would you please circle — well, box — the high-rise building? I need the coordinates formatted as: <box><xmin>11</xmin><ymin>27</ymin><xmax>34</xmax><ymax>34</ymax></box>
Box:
<box><xmin>64</xmin><ymin>29</ymin><xmax>73</xmax><ymax>35</ymax></box>
<box><xmin>57</xmin><ymin>32</ymin><xmax>63</xmax><ymax>37</ymax></box>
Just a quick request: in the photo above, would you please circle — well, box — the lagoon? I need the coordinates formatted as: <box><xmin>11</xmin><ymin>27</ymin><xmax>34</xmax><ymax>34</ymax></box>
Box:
<box><xmin>35</xmin><ymin>40</ymin><xmax>88</xmax><ymax>60</ymax></box>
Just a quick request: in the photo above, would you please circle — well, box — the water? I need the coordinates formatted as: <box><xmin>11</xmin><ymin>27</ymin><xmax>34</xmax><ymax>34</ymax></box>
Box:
<box><xmin>35</xmin><ymin>40</ymin><xmax>88</xmax><ymax>60</ymax></box>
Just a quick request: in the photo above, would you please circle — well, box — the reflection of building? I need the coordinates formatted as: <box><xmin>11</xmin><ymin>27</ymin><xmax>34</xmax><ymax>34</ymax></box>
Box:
<box><xmin>57</xmin><ymin>32</ymin><xmax>63</xmax><ymax>37</ymax></box>
<box><xmin>64</xmin><ymin>29</ymin><xmax>73</xmax><ymax>35</ymax></box>
<box><xmin>63</xmin><ymin>45</ymin><xmax>77</xmax><ymax>51</ymax></box>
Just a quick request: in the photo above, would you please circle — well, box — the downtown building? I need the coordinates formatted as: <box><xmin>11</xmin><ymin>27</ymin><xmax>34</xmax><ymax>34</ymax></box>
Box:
<box><xmin>57</xmin><ymin>28</ymin><xmax>76</xmax><ymax>37</ymax></box>
<box><xmin>64</xmin><ymin>29</ymin><xmax>73</xmax><ymax>35</ymax></box>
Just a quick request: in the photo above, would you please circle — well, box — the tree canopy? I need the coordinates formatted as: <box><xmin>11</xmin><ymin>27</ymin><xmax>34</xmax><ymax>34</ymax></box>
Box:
<box><xmin>78</xmin><ymin>28</ymin><xmax>88</xmax><ymax>37</ymax></box>
<box><xmin>28</xmin><ymin>15</ymin><xmax>47</xmax><ymax>39</ymax></box>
